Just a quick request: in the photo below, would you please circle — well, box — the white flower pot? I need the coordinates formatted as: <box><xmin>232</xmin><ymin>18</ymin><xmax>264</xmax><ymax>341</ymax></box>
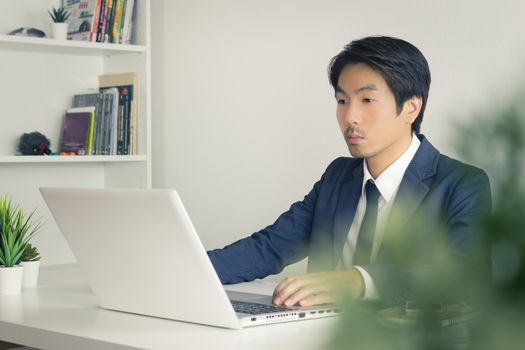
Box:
<box><xmin>21</xmin><ymin>260</ymin><xmax>40</xmax><ymax>288</ymax></box>
<box><xmin>52</xmin><ymin>22</ymin><xmax>69</xmax><ymax>40</ymax></box>
<box><xmin>0</xmin><ymin>265</ymin><xmax>24</xmax><ymax>295</ymax></box>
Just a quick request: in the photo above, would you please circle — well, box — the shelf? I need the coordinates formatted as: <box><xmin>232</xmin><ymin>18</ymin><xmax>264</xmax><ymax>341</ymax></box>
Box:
<box><xmin>0</xmin><ymin>155</ymin><xmax>147</xmax><ymax>163</ymax></box>
<box><xmin>0</xmin><ymin>34</ymin><xmax>146</xmax><ymax>56</ymax></box>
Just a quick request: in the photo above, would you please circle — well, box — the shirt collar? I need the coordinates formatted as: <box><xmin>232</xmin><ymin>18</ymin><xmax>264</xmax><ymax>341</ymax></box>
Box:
<box><xmin>362</xmin><ymin>134</ymin><xmax>421</xmax><ymax>202</ymax></box>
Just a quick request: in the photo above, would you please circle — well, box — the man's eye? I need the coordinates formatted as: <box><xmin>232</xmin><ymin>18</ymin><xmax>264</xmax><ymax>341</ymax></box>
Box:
<box><xmin>337</xmin><ymin>99</ymin><xmax>347</xmax><ymax>105</ymax></box>
<box><xmin>362</xmin><ymin>98</ymin><xmax>374</xmax><ymax>103</ymax></box>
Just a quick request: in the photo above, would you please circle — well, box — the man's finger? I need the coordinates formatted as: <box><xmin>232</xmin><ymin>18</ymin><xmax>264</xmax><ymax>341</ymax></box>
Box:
<box><xmin>273</xmin><ymin>276</ymin><xmax>296</xmax><ymax>296</ymax></box>
<box><xmin>273</xmin><ymin>276</ymin><xmax>309</xmax><ymax>305</ymax></box>
<box><xmin>298</xmin><ymin>292</ymin><xmax>334</xmax><ymax>307</ymax></box>
<box><xmin>282</xmin><ymin>283</ymin><xmax>328</xmax><ymax>307</ymax></box>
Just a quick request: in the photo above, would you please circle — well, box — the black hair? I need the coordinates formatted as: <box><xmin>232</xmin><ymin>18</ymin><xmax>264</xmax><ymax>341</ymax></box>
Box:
<box><xmin>328</xmin><ymin>36</ymin><xmax>431</xmax><ymax>134</ymax></box>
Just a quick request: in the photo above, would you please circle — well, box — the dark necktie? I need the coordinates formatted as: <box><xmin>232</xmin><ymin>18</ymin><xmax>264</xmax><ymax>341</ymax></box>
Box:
<box><xmin>353</xmin><ymin>180</ymin><xmax>380</xmax><ymax>265</ymax></box>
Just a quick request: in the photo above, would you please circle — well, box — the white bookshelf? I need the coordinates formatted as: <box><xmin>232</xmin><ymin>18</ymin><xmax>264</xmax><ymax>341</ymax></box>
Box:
<box><xmin>0</xmin><ymin>155</ymin><xmax>147</xmax><ymax>163</ymax></box>
<box><xmin>0</xmin><ymin>34</ymin><xmax>146</xmax><ymax>55</ymax></box>
<box><xmin>0</xmin><ymin>0</ymin><xmax>152</xmax><ymax>265</ymax></box>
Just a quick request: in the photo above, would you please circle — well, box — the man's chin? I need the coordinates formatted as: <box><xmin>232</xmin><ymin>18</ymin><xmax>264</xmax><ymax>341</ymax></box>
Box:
<box><xmin>348</xmin><ymin>146</ymin><xmax>367</xmax><ymax>158</ymax></box>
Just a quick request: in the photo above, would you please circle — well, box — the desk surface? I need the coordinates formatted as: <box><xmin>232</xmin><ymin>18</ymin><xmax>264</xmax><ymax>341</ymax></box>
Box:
<box><xmin>0</xmin><ymin>265</ymin><xmax>337</xmax><ymax>350</ymax></box>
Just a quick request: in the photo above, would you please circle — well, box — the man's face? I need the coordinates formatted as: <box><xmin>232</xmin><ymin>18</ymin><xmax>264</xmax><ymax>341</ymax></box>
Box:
<box><xmin>335</xmin><ymin>63</ymin><xmax>417</xmax><ymax>172</ymax></box>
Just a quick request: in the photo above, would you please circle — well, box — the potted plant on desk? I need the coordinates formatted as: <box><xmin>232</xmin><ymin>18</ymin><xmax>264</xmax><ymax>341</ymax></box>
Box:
<box><xmin>20</xmin><ymin>243</ymin><xmax>41</xmax><ymax>288</ymax></box>
<box><xmin>0</xmin><ymin>196</ymin><xmax>42</xmax><ymax>295</ymax></box>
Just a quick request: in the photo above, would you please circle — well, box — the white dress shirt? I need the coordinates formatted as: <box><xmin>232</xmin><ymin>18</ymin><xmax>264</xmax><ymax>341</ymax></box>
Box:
<box><xmin>336</xmin><ymin>134</ymin><xmax>421</xmax><ymax>300</ymax></box>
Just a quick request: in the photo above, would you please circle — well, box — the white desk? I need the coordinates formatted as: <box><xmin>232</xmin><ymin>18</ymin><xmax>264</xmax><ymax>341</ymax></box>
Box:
<box><xmin>0</xmin><ymin>265</ymin><xmax>337</xmax><ymax>350</ymax></box>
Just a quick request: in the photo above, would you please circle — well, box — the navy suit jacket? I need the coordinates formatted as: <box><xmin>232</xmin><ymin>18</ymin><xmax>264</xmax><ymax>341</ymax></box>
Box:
<box><xmin>207</xmin><ymin>135</ymin><xmax>492</xmax><ymax>305</ymax></box>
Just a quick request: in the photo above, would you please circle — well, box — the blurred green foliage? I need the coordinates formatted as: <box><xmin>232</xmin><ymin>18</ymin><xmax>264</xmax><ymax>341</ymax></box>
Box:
<box><xmin>455</xmin><ymin>90</ymin><xmax>525</xmax><ymax>349</ymax></box>
<box><xmin>325</xmin><ymin>90</ymin><xmax>525</xmax><ymax>349</ymax></box>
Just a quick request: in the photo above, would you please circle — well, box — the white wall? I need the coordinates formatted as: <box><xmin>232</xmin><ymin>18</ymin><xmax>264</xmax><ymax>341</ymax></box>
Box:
<box><xmin>151</xmin><ymin>0</ymin><xmax>525</xmax><ymax>280</ymax></box>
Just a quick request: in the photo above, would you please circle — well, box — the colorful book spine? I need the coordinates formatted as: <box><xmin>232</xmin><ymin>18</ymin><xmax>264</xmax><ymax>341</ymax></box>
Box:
<box><xmin>67</xmin><ymin>0</ymin><xmax>134</xmax><ymax>44</ymax></box>
<box><xmin>112</xmin><ymin>0</ymin><xmax>125</xmax><ymax>44</ymax></box>
<box><xmin>106</xmin><ymin>0</ymin><xmax>117</xmax><ymax>43</ymax></box>
<box><xmin>89</xmin><ymin>0</ymin><xmax>102</xmax><ymax>41</ymax></box>
<box><xmin>96</xmin><ymin>0</ymin><xmax>107</xmax><ymax>42</ymax></box>
<box><xmin>101</xmin><ymin>93</ymin><xmax>113</xmax><ymax>154</ymax></box>
<box><xmin>60</xmin><ymin>107</ymin><xmax>96</xmax><ymax>155</ymax></box>
<box><xmin>120</xmin><ymin>85</ymin><xmax>131</xmax><ymax>154</ymax></box>
<box><xmin>120</xmin><ymin>0</ymin><xmax>135</xmax><ymax>44</ymax></box>
<box><xmin>87</xmin><ymin>109</ymin><xmax>95</xmax><ymax>153</ymax></box>
<box><xmin>99</xmin><ymin>88</ymin><xmax>119</xmax><ymax>154</ymax></box>
<box><xmin>94</xmin><ymin>93</ymin><xmax>105</xmax><ymax>154</ymax></box>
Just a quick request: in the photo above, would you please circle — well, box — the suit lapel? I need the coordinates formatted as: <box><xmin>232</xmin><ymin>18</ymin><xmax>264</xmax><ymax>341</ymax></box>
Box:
<box><xmin>389</xmin><ymin>171</ymin><xmax>430</xmax><ymax>228</ymax></box>
<box><xmin>333</xmin><ymin>161</ymin><xmax>363</xmax><ymax>264</ymax></box>
<box><xmin>383</xmin><ymin>136</ymin><xmax>440</xmax><ymax>246</ymax></box>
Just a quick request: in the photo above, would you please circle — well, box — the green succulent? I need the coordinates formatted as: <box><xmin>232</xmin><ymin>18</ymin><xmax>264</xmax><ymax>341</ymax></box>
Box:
<box><xmin>0</xmin><ymin>196</ymin><xmax>42</xmax><ymax>267</ymax></box>
<box><xmin>21</xmin><ymin>243</ymin><xmax>40</xmax><ymax>262</ymax></box>
<box><xmin>48</xmin><ymin>6</ymin><xmax>70</xmax><ymax>23</ymax></box>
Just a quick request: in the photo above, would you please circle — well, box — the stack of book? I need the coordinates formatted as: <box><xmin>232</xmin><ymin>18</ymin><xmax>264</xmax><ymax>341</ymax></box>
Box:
<box><xmin>65</xmin><ymin>0</ymin><xmax>136</xmax><ymax>44</ymax></box>
<box><xmin>59</xmin><ymin>72</ymin><xmax>138</xmax><ymax>155</ymax></box>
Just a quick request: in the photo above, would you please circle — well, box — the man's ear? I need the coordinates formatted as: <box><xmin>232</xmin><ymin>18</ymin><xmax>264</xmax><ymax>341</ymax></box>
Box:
<box><xmin>403</xmin><ymin>96</ymin><xmax>423</xmax><ymax>125</ymax></box>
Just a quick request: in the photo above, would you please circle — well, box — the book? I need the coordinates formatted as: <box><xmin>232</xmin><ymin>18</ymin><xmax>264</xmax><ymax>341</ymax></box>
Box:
<box><xmin>119</xmin><ymin>85</ymin><xmax>131</xmax><ymax>154</ymax></box>
<box><xmin>120</xmin><ymin>0</ymin><xmax>135</xmax><ymax>44</ymax></box>
<box><xmin>72</xmin><ymin>91</ymin><xmax>102</xmax><ymax>155</ymax></box>
<box><xmin>112</xmin><ymin>0</ymin><xmax>125</xmax><ymax>44</ymax></box>
<box><xmin>65</xmin><ymin>0</ymin><xmax>99</xmax><ymax>41</ymax></box>
<box><xmin>92</xmin><ymin>93</ymin><xmax>106</xmax><ymax>154</ymax></box>
<box><xmin>60</xmin><ymin>107</ymin><xmax>96</xmax><ymax>155</ymax></box>
<box><xmin>118</xmin><ymin>0</ymin><xmax>128</xmax><ymax>44</ymax></box>
<box><xmin>99</xmin><ymin>88</ymin><xmax>119</xmax><ymax>154</ymax></box>
<box><xmin>99</xmin><ymin>72</ymin><xmax>138</xmax><ymax>154</ymax></box>
<box><xmin>104</xmin><ymin>0</ymin><xmax>116</xmax><ymax>43</ymax></box>
<box><xmin>89</xmin><ymin>0</ymin><xmax>102</xmax><ymax>41</ymax></box>
<box><xmin>96</xmin><ymin>0</ymin><xmax>108</xmax><ymax>42</ymax></box>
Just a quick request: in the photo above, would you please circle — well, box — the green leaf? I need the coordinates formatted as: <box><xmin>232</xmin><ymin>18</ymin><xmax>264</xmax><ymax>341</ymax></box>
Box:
<box><xmin>48</xmin><ymin>6</ymin><xmax>70</xmax><ymax>23</ymax></box>
<box><xmin>0</xmin><ymin>195</ymin><xmax>42</xmax><ymax>267</ymax></box>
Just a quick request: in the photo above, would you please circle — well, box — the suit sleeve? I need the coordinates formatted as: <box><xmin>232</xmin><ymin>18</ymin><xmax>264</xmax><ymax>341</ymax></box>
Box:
<box><xmin>362</xmin><ymin>166</ymin><xmax>492</xmax><ymax>306</ymax></box>
<box><xmin>207</xmin><ymin>160</ymin><xmax>341</xmax><ymax>284</ymax></box>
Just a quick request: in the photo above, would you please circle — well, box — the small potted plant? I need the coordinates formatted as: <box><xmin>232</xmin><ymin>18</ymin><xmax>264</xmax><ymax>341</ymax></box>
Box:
<box><xmin>20</xmin><ymin>243</ymin><xmax>41</xmax><ymax>288</ymax></box>
<box><xmin>0</xmin><ymin>196</ymin><xmax>42</xmax><ymax>295</ymax></box>
<box><xmin>48</xmin><ymin>5</ymin><xmax>70</xmax><ymax>40</ymax></box>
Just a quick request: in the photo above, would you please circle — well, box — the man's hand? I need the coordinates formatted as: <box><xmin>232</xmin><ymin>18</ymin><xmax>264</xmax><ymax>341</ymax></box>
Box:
<box><xmin>272</xmin><ymin>268</ymin><xmax>365</xmax><ymax>307</ymax></box>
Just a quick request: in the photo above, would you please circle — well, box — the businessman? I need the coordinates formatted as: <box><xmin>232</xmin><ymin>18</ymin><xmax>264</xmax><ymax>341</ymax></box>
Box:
<box><xmin>207</xmin><ymin>36</ymin><xmax>491</xmax><ymax>307</ymax></box>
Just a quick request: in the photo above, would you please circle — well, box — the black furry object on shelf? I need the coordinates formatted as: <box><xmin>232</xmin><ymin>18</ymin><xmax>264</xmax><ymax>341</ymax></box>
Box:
<box><xmin>18</xmin><ymin>132</ymin><xmax>52</xmax><ymax>155</ymax></box>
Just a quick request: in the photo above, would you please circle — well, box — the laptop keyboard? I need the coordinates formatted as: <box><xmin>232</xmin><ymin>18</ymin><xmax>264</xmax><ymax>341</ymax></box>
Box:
<box><xmin>231</xmin><ymin>300</ymin><xmax>292</xmax><ymax>315</ymax></box>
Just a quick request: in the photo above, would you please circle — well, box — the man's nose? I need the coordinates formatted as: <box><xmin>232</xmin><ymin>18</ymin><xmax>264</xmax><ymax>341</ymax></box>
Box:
<box><xmin>342</xmin><ymin>104</ymin><xmax>361</xmax><ymax>125</ymax></box>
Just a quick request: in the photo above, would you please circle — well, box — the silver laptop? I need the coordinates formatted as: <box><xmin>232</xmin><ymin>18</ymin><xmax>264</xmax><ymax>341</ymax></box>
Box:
<box><xmin>40</xmin><ymin>187</ymin><xmax>341</xmax><ymax>329</ymax></box>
